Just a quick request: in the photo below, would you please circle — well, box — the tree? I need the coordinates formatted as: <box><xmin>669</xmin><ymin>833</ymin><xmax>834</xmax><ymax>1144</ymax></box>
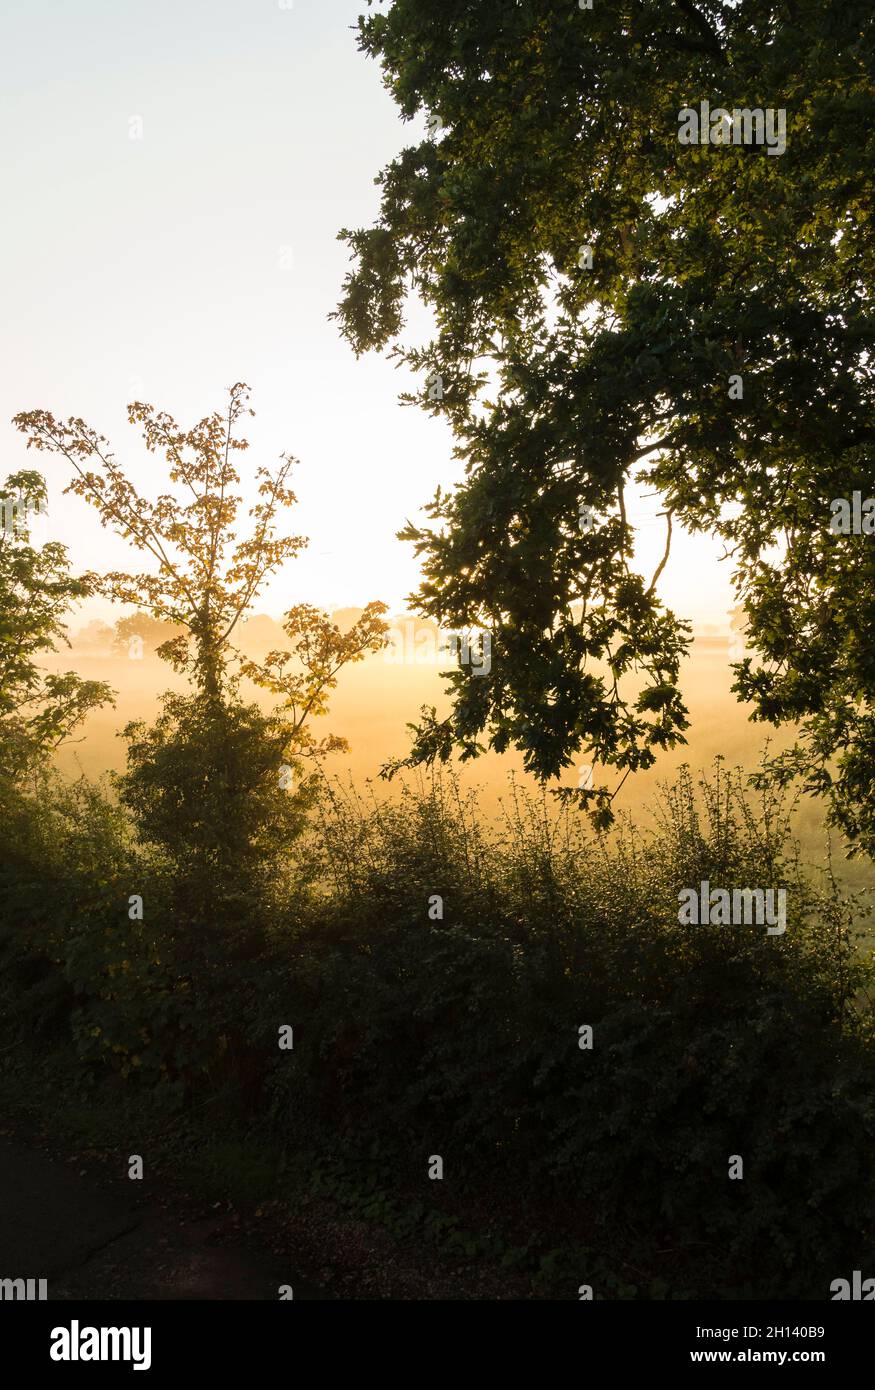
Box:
<box><xmin>13</xmin><ymin>384</ymin><xmax>387</xmax><ymax>741</ymax></box>
<box><xmin>13</xmin><ymin>386</ymin><xmax>388</xmax><ymax>911</ymax></box>
<box><xmin>0</xmin><ymin>469</ymin><xmax>111</xmax><ymax>778</ymax></box>
<box><xmin>334</xmin><ymin>0</ymin><xmax>875</xmax><ymax>849</ymax></box>
<box><xmin>75</xmin><ymin>620</ymin><xmax>115</xmax><ymax>653</ymax></box>
<box><xmin>116</xmin><ymin>691</ymin><xmax>308</xmax><ymax>937</ymax></box>
<box><xmin>112</xmin><ymin>611</ymin><xmax>185</xmax><ymax>658</ymax></box>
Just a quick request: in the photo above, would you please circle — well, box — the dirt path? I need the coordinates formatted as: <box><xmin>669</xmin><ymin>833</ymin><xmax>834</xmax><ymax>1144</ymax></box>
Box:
<box><xmin>0</xmin><ymin>1141</ymin><xmax>325</xmax><ymax>1300</ymax></box>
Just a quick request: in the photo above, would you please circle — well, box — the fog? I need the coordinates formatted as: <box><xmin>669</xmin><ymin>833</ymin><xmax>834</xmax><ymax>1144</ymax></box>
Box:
<box><xmin>51</xmin><ymin>615</ymin><xmax>874</xmax><ymax>903</ymax></box>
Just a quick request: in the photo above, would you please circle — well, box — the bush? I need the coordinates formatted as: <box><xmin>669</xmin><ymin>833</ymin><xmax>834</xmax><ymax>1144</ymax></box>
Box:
<box><xmin>2</xmin><ymin>758</ymin><xmax>873</xmax><ymax>1296</ymax></box>
<box><xmin>262</xmin><ymin>763</ymin><xmax>875</xmax><ymax>1297</ymax></box>
<box><xmin>0</xmin><ymin>765</ymin><xmax>281</xmax><ymax>1105</ymax></box>
<box><xmin>116</xmin><ymin>690</ymin><xmax>312</xmax><ymax>941</ymax></box>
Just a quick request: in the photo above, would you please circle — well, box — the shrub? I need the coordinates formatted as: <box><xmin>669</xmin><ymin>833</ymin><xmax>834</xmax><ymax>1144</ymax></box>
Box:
<box><xmin>262</xmin><ymin>762</ymin><xmax>875</xmax><ymax>1297</ymax></box>
<box><xmin>2</xmin><ymin>758</ymin><xmax>873</xmax><ymax>1296</ymax></box>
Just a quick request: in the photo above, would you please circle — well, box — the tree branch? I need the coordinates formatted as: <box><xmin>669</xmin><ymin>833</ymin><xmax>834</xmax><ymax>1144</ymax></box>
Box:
<box><xmin>673</xmin><ymin>0</ymin><xmax>728</xmax><ymax>65</ymax></box>
<box><xmin>647</xmin><ymin>510</ymin><xmax>674</xmax><ymax>596</ymax></box>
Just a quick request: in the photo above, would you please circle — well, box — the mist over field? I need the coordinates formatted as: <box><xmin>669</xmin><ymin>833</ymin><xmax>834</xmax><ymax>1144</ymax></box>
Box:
<box><xmin>55</xmin><ymin>613</ymin><xmax>874</xmax><ymax>902</ymax></box>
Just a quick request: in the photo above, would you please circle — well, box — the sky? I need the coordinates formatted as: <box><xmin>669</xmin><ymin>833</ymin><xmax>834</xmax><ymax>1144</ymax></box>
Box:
<box><xmin>0</xmin><ymin>0</ymin><xmax>736</xmax><ymax>629</ymax></box>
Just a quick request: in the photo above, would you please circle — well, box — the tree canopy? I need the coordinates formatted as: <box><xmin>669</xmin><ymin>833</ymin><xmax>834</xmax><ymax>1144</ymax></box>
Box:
<box><xmin>335</xmin><ymin>0</ymin><xmax>875</xmax><ymax>849</ymax></box>
<box><xmin>13</xmin><ymin>384</ymin><xmax>388</xmax><ymax>765</ymax></box>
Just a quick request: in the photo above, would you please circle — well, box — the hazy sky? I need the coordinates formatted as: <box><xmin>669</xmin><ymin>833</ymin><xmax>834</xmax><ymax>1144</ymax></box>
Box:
<box><xmin>0</xmin><ymin>0</ymin><xmax>736</xmax><ymax>628</ymax></box>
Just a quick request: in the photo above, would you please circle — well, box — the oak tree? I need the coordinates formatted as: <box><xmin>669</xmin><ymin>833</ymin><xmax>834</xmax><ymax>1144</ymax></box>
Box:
<box><xmin>336</xmin><ymin>0</ymin><xmax>875</xmax><ymax>850</ymax></box>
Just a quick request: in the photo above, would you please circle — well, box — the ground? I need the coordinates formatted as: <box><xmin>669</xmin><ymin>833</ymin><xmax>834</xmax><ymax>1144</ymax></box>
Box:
<box><xmin>0</xmin><ymin>1137</ymin><xmax>323</xmax><ymax>1301</ymax></box>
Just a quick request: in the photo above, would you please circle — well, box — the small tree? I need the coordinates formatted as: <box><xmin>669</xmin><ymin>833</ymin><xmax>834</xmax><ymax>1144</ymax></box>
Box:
<box><xmin>14</xmin><ymin>383</ymin><xmax>386</xmax><ymax>726</ymax></box>
<box><xmin>0</xmin><ymin>469</ymin><xmax>112</xmax><ymax>779</ymax></box>
<box><xmin>13</xmin><ymin>386</ymin><xmax>388</xmax><ymax>917</ymax></box>
<box><xmin>112</xmin><ymin>610</ymin><xmax>185</xmax><ymax>658</ymax></box>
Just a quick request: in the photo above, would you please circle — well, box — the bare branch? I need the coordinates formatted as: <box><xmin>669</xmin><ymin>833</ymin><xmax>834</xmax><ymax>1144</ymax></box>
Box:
<box><xmin>647</xmin><ymin>510</ymin><xmax>674</xmax><ymax>596</ymax></box>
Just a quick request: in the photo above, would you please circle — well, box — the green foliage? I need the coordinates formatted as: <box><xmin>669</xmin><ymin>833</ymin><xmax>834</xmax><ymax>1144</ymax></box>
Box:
<box><xmin>10</xmin><ymin>388</ymin><xmax>387</xmax><ymax>941</ymax></box>
<box><xmin>12</xmin><ymin>386</ymin><xmax>387</xmax><ymax>721</ymax></box>
<box><xmin>264</xmin><ymin>762</ymin><xmax>875</xmax><ymax>1297</ymax></box>
<box><xmin>0</xmin><ymin>768</ymin><xmax>144</xmax><ymax>1051</ymax></box>
<box><xmin>335</xmin><ymin>0</ymin><xmax>875</xmax><ymax>850</ymax></box>
<box><xmin>2</xmin><ymin>757</ymin><xmax>873</xmax><ymax>1296</ymax></box>
<box><xmin>0</xmin><ymin>469</ymin><xmax>112</xmax><ymax>777</ymax></box>
<box><xmin>0</xmin><ymin>765</ymin><xmax>279</xmax><ymax>1103</ymax></box>
<box><xmin>115</xmin><ymin>690</ymin><xmax>312</xmax><ymax>937</ymax></box>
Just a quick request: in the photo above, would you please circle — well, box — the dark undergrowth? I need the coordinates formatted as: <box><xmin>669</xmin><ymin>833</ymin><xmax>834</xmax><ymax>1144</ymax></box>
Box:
<box><xmin>1</xmin><ymin>760</ymin><xmax>874</xmax><ymax>1299</ymax></box>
